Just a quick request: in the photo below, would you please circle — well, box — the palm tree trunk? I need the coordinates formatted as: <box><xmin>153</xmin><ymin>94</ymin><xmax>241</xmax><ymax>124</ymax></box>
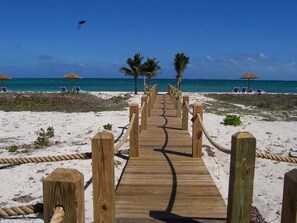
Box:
<box><xmin>134</xmin><ymin>77</ymin><xmax>138</xmax><ymax>94</ymax></box>
<box><xmin>176</xmin><ymin>75</ymin><xmax>182</xmax><ymax>90</ymax></box>
<box><xmin>178</xmin><ymin>76</ymin><xmax>182</xmax><ymax>90</ymax></box>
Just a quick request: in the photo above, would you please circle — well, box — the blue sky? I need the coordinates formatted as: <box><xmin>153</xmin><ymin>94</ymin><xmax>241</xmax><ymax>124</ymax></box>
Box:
<box><xmin>1</xmin><ymin>0</ymin><xmax>297</xmax><ymax>80</ymax></box>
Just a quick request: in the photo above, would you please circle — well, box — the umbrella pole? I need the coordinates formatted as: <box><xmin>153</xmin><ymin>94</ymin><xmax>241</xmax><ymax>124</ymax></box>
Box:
<box><xmin>248</xmin><ymin>80</ymin><xmax>250</xmax><ymax>92</ymax></box>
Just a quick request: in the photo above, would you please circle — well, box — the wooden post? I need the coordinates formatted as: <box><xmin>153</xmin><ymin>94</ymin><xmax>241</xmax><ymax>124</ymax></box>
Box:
<box><xmin>150</xmin><ymin>90</ymin><xmax>154</xmax><ymax>108</ymax></box>
<box><xmin>169</xmin><ymin>86</ymin><xmax>173</xmax><ymax>101</ymax></box>
<box><xmin>130</xmin><ymin>103</ymin><xmax>139</xmax><ymax>157</ymax></box>
<box><xmin>182</xmin><ymin>95</ymin><xmax>189</xmax><ymax>130</ymax></box>
<box><xmin>153</xmin><ymin>88</ymin><xmax>156</xmax><ymax>106</ymax></box>
<box><xmin>43</xmin><ymin>168</ymin><xmax>85</xmax><ymax>223</ymax></box>
<box><xmin>92</xmin><ymin>132</ymin><xmax>115</xmax><ymax>223</ymax></box>
<box><xmin>168</xmin><ymin>84</ymin><xmax>170</xmax><ymax>95</ymax></box>
<box><xmin>141</xmin><ymin>95</ymin><xmax>147</xmax><ymax>130</ymax></box>
<box><xmin>147</xmin><ymin>92</ymin><xmax>151</xmax><ymax>117</ymax></box>
<box><xmin>173</xmin><ymin>90</ymin><xmax>177</xmax><ymax>109</ymax></box>
<box><xmin>281</xmin><ymin>168</ymin><xmax>297</xmax><ymax>223</ymax></box>
<box><xmin>227</xmin><ymin>132</ymin><xmax>256</xmax><ymax>223</ymax></box>
<box><xmin>177</xmin><ymin>91</ymin><xmax>182</xmax><ymax>117</ymax></box>
<box><xmin>143</xmin><ymin>83</ymin><xmax>147</xmax><ymax>95</ymax></box>
<box><xmin>192</xmin><ymin>103</ymin><xmax>203</xmax><ymax>158</ymax></box>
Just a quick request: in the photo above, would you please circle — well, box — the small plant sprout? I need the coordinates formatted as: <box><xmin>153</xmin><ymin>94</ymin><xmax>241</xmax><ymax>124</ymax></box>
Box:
<box><xmin>34</xmin><ymin>126</ymin><xmax>55</xmax><ymax>148</ymax></box>
<box><xmin>103</xmin><ymin>123</ymin><xmax>113</xmax><ymax>131</ymax></box>
<box><xmin>223</xmin><ymin>115</ymin><xmax>242</xmax><ymax>126</ymax></box>
<box><xmin>7</xmin><ymin>145</ymin><xmax>18</xmax><ymax>153</ymax></box>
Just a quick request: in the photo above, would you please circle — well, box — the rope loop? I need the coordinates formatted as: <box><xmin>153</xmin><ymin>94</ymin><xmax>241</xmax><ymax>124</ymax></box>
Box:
<box><xmin>185</xmin><ymin>101</ymin><xmax>194</xmax><ymax>115</ymax></box>
<box><xmin>50</xmin><ymin>206</ymin><xmax>65</xmax><ymax>223</ymax></box>
<box><xmin>114</xmin><ymin>113</ymin><xmax>136</xmax><ymax>151</ymax></box>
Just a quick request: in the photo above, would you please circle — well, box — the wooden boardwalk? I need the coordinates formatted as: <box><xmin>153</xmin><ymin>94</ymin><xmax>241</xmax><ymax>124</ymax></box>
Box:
<box><xmin>116</xmin><ymin>94</ymin><xmax>227</xmax><ymax>223</ymax></box>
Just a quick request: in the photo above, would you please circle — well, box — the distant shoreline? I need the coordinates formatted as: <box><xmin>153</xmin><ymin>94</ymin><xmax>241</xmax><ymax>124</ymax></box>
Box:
<box><xmin>2</xmin><ymin>78</ymin><xmax>297</xmax><ymax>93</ymax></box>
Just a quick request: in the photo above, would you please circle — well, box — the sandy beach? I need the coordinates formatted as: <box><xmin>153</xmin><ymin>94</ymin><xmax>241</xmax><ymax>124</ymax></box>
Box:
<box><xmin>0</xmin><ymin>91</ymin><xmax>296</xmax><ymax>223</ymax></box>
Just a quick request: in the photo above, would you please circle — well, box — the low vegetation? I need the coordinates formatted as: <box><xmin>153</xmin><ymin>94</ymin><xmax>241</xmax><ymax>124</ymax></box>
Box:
<box><xmin>223</xmin><ymin>114</ymin><xmax>242</xmax><ymax>126</ymax></box>
<box><xmin>103</xmin><ymin>123</ymin><xmax>113</xmax><ymax>131</ymax></box>
<box><xmin>34</xmin><ymin>126</ymin><xmax>55</xmax><ymax>148</ymax></box>
<box><xmin>203</xmin><ymin>94</ymin><xmax>297</xmax><ymax>121</ymax></box>
<box><xmin>0</xmin><ymin>92</ymin><xmax>131</xmax><ymax>112</ymax></box>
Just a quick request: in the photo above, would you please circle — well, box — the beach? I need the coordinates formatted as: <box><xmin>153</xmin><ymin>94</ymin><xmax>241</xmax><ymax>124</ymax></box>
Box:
<box><xmin>0</xmin><ymin>91</ymin><xmax>296</xmax><ymax>223</ymax></box>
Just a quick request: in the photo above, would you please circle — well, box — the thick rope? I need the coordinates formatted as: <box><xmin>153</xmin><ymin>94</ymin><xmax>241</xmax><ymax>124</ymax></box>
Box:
<box><xmin>0</xmin><ymin>203</ymin><xmax>43</xmax><ymax>217</ymax></box>
<box><xmin>147</xmin><ymin>95</ymin><xmax>150</xmax><ymax>105</ymax></box>
<box><xmin>185</xmin><ymin>101</ymin><xmax>194</xmax><ymax>115</ymax></box>
<box><xmin>50</xmin><ymin>206</ymin><xmax>65</xmax><ymax>223</ymax></box>
<box><xmin>0</xmin><ymin>152</ymin><xmax>92</xmax><ymax>165</ymax></box>
<box><xmin>196</xmin><ymin>113</ymin><xmax>231</xmax><ymax>154</ymax></box>
<box><xmin>255</xmin><ymin>151</ymin><xmax>297</xmax><ymax>163</ymax></box>
<box><xmin>0</xmin><ymin>153</ymin><xmax>92</xmax><ymax>164</ymax></box>
<box><xmin>114</xmin><ymin>113</ymin><xmax>135</xmax><ymax>151</ymax></box>
<box><xmin>197</xmin><ymin>113</ymin><xmax>297</xmax><ymax>163</ymax></box>
<box><xmin>139</xmin><ymin>101</ymin><xmax>145</xmax><ymax>114</ymax></box>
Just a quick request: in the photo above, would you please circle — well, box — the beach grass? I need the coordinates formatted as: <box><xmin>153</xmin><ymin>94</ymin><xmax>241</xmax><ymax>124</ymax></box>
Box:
<box><xmin>0</xmin><ymin>92</ymin><xmax>131</xmax><ymax>112</ymax></box>
<box><xmin>202</xmin><ymin>94</ymin><xmax>297</xmax><ymax>121</ymax></box>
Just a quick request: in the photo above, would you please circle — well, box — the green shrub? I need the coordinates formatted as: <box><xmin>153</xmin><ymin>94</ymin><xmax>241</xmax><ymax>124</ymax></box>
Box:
<box><xmin>7</xmin><ymin>145</ymin><xmax>18</xmax><ymax>152</ymax></box>
<box><xmin>103</xmin><ymin>123</ymin><xmax>112</xmax><ymax>131</ymax></box>
<box><xmin>223</xmin><ymin>115</ymin><xmax>241</xmax><ymax>126</ymax></box>
<box><xmin>34</xmin><ymin>126</ymin><xmax>55</xmax><ymax>148</ymax></box>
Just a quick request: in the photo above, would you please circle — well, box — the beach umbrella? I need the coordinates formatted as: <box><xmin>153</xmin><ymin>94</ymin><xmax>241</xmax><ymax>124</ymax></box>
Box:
<box><xmin>63</xmin><ymin>73</ymin><xmax>82</xmax><ymax>91</ymax></box>
<box><xmin>240</xmin><ymin>73</ymin><xmax>258</xmax><ymax>92</ymax></box>
<box><xmin>0</xmin><ymin>73</ymin><xmax>11</xmax><ymax>87</ymax></box>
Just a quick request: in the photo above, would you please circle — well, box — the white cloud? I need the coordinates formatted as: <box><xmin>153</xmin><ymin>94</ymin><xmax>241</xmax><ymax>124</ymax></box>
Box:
<box><xmin>206</xmin><ymin>55</ymin><xmax>213</xmax><ymax>61</ymax></box>
<box><xmin>259</xmin><ymin>53</ymin><xmax>267</xmax><ymax>59</ymax></box>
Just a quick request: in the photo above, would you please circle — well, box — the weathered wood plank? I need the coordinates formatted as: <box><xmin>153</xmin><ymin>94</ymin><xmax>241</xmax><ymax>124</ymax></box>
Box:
<box><xmin>116</xmin><ymin>94</ymin><xmax>227</xmax><ymax>222</ymax></box>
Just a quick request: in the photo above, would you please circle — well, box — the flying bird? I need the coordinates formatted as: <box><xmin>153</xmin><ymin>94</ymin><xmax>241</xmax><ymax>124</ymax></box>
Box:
<box><xmin>77</xmin><ymin>20</ymin><xmax>86</xmax><ymax>30</ymax></box>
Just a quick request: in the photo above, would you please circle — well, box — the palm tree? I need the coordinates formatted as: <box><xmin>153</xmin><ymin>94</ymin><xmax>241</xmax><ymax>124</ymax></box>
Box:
<box><xmin>142</xmin><ymin>58</ymin><xmax>161</xmax><ymax>89</ymax></box>
<box><xmin>174</xmin><ymin>53</ymin><xmax>190</xmax><ymax>90</ymax></box>
<box><xmin>120</xmin><ymin>53</ymin><xmax>143</xmax><ymax>94</ymax></box>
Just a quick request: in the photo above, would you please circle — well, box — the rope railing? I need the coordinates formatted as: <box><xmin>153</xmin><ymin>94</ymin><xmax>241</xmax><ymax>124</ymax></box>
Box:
<box><xmin>0</xmin><ymin>203</ymin><xmax>43</xmax><ymax>217</ymax></box>
<box><xmin>139</xmin><ymin>100</ymin><xmax>145</xmax><ymax>114</ymax></box>
<box><xmin>0</xmin><ymin>152</ymin><xmax>92</xmax><ymax>165</ymax></box>
<box><xmin>255</xmin><ymin>150</ymin><xmax>297</xmax><ymax>163</ymax></box>
<box><xmin>196</xmin><ymin>113</ymin><xmax>231</xmax><ymax>154</ymax></box>
<box><xmin>114</xmin><ymin>113</ymin><xmax>136</xmax><ymax>151</ymax></box>
<box><xmin>196</xmin><ymin>113</ymin><xmax>297</xmax><ymax>163</ymax></box>
<box><xmin>185</xmin><ymin>101</ymin><xmax>193</xmax><ymax>115</ymax></box>
<box><xmin>50</xmin><ymin>206</ymin><xmax>65</xmax><ymax>223</ymax></box>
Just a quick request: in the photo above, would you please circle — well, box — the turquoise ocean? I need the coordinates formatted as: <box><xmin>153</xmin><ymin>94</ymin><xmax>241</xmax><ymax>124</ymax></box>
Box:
<box><xmin>2</xmin><ymin>78</ymin><xmax>297</xmax><ymax>93</ymax></box>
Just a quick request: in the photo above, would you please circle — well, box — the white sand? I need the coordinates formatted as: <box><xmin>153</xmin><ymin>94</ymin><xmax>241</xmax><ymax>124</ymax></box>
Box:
<box><xmin>0</xmin><ymin>92</ymin><xmax>296</xmax><ymax>223</ymax></box>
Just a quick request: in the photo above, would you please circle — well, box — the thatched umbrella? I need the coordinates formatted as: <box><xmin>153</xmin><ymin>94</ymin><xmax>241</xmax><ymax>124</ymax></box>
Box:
<box><xmin>63</xmin><ymin>73</ymin><xmax>82</xmax><ymax>91</ymax></box>
<box><xmin>0</xmin><ymin>73</ymin><xmax>11</xmax><ymax>87</ymax></box>
<box><xmin>240</xmin><ymin>73</ymin><xmax>258</xmax><ymax>92</ymax></box>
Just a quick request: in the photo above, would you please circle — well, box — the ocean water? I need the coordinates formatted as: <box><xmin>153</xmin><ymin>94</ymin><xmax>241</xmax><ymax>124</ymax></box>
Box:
<box><xmin>1</xmin><ymin>78</ymin><xmax>297</xmax><ymax>93</ymax></box>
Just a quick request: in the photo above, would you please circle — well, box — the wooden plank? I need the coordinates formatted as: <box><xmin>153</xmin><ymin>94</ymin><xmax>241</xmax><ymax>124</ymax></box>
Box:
<box><xmin>115</xmin><ymin>94</ymin><xmax>227</xmax><ymax>222</ymax></box>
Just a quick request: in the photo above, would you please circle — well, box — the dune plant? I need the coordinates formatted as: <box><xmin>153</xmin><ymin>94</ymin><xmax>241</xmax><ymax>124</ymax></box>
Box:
<box><xmin>223</xmin><ymin>115</ymin><xmax>241</xmax><ymax>126</ymax></box>
<box><xmin>34</xmin><ymin>126</ymin><xmax>55</xmax><ymax>148</ymax></box>
<box><xmin>103</xmin><ymin>123</ymin><xmax>113</xmax><ymax>131</ymax></box>
<box><xmin>7</xmin><ymin>145</ymin><xmax>18</xmax><ymax>153</ymax></box>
